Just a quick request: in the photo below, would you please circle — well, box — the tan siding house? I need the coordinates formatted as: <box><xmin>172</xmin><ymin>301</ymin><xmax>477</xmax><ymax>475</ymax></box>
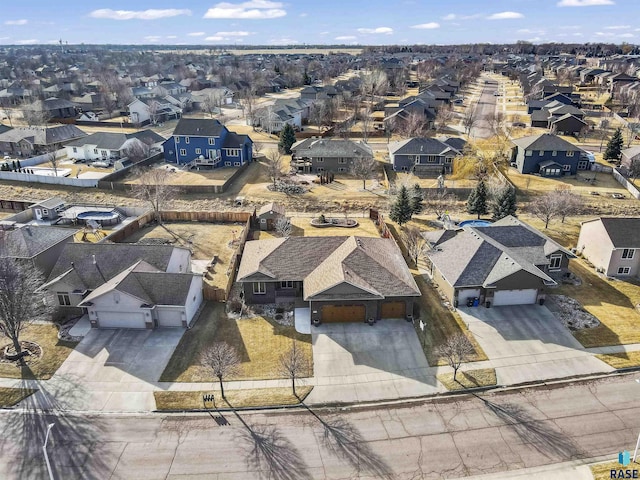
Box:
<box><xmin>578</xmin><ymin>217</ymin><xmax>640</xmax><ymax>277</ymax></box>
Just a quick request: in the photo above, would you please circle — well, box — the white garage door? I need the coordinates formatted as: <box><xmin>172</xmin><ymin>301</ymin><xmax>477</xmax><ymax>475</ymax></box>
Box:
<box><xmin>458</xmin><ymin>289</ymin><xmax>481</xmax><ymax>303</ymax></box>
<box><xmin>493</xmin><ymin>289</ymin><xmax>538</xmax><ymax>306</ymax></box>
<box><xmin>157</xmin><ymin>309</ymin><xmax>184</xmax><ymax>328</ymax></box>
<box><xmin>97</xmin><ymin>311</ymin><xmax>146</xmax><ymax>329</ymax></box>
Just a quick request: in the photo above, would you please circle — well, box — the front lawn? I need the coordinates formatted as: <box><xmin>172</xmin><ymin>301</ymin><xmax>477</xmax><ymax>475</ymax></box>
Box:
<box><xmin>154</xmin><ymin>386</ymin><xmax>313</xmax><ymax>410</ymax></box>
<box><xmin>0</xmin><ymin>387</ymin><xmax>37</xmax><ymax>407</ymax></box>
<box><xmin>596</xmin><ymin>351</ymin><xmax>640</xmax><ymax>369</ymax></box>
<box><xmin>0</xmin><ymin>324</ymin><xmax>78</xmax><ymax>380</ymax></box>
<box><xmin>159</xmin><ymin>302</ymin><xmax>313</xmax><ymax>382</ymax></box>
<box><xmin>437</xmin><ymin>368</ymin><xmax>497</xmax><ymax>391</ymax></box>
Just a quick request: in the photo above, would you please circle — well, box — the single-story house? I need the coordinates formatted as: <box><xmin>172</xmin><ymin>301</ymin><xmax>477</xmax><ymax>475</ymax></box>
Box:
<box><xmin>65</xmin><ymin>132</ymin><xmax>150</xmax><ymax>162</ymax></box>
<box><xmin>424</xmin><ymin>216</ymin><xmax>575</xmax><ymax>307</ymax></box>
<box><xmin>388</xmin><ymin>137</ymin><xmax>464</xmax><ymax>175</ymax></box>
<box><xmin>577</xmin><ymin>217</ymin><xmax>640</xmax><ymax>277</ymax></box>
<box><xmin>0</xmin><ymin>124</ymin><xmax>87</xmax><ymax>157</ymax></box>
<box><xmin>510</xmin><ymin>133</ymin><xmax>587</xmax><ymax>176</ymax></box>
<box><xmin>290</xmin><ymin>138</ymin><xmax>373</xmax><ymax>174</ymax></box>
<box><xmin>236</xmin><ymin>236</ymin><xmax>420</xmax><ymax>325</ymax></box>
<box><xmin>257</xmin><ymin>202</ymin><xmax>286</xmax><ymax>231</ymax></box>
<box><xmin>30</xmin><ymin>196</ymin><xmax>65</xmax><ymax>221</ymax></box>
<box><xmin>42</xmin><ymin>243</ymin><xmax>202</xmax><ymax>329</ymax></box>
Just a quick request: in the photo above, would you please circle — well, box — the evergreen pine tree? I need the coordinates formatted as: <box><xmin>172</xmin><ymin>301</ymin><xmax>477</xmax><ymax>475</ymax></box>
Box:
<box><xmin>467</xmin><ymin>179</ymin><xmax>488</xmax><ymax>219</ymax></box>
<box><xmin>604</xmin><ymin>127</ymin><xmax>624</xmax><ymax>161</ymax></box>
<box><xmin>278</xmin><ymin>123</ymin><xmax>296</xmax><ymax>154</ymax></box>
<box><xmin>492</xmin><ymin>187</ymin><xmax>517</xmax><ymax>220</ymax></box>
<box><xmin>410</xmin><ymin>184</ymin><xmax>423</xmax><ymax>214</ymax></box>
<box><xmin>390</xmin><ymin>185</ymin><xmax>413</xmax><ymax>226</ymax></box>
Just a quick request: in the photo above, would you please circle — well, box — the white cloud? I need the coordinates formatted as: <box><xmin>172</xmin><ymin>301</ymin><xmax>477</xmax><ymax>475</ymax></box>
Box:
<box><xmin>16</xmin><ymin>39</ymin><xmax>38</xmax><ymax>44</ymax></box>
<box><xmin>214</xmin><ymin>31</ymin><xmax>252</xmax><ymax>36</ymax></box>
<box><xmin>517</xmin><ymin>28</ymin><xmax>546</xmax><ymax>35</ymax></box>
<box><xmin>558</xmin><ymin>0</ymin><xmax>614</xmax><ymax>6</ymax></box>
<box><xmin>442</xmin><ymin>13</ymin><xmax>457</xmax><ymax>21</ymax></box>
<box><xmin>89</xmin><ymin>9</ymin><xmax>191</xmax><ymax>20</ymax></box>
<box><xmin>619</xmin><ymin>33</ymin><xmax>634</xmax><ymax>38</ymax></box>
<box><xmin>411</xmin><ymin>22</ymin><xmax>440</xmax><ymax>29</ymax></box>
<box><xmin>269</xmin><ymin>37</ymin><xmax>299</xmax><ymax>44</ymax></box>
<box><xmin>204</xmin><ymin>1</ymin><xmax>286</xmax><ymax>19</ymax></box>
<box><xmin>5</xmin><ymin>19</ymin><xmax>27</xmax><ymax>26</ymax></box>
<box><xmin>205</xmin><ymin>36</ymin><xmax>224</xmax><ymax>41</ymax></box>
<box><xmin>604</xmin><ymin>25</ymin><xmax>630</xmax><ymax>29</ymax></box>
<box><xmin>187</xmin><ymin>32</ymin><xmax>206</xmax><ymax>36</ymax></box>
<box><xmin>357</xmin><ymin>27</ymin><xmax>393</xmax><ymax>35</ymax></box>
<box><xmin>335</xmin><ymin>35</ymin><xmax>357</xmax><ymax>40</ymax></box>
<box><xmin>487</xmin><ymin>11</ymin><xmax>524</xmax><ymax>20</ymax></box>
<box><xmin>144</xmin><ymin>36</ymin><xmax>162</xmax><ymax>42</ymax></box>
<box><xmin>299</xmin><ymin>12</ymin><xmax>308</xmax><ymax>17</ymax></box>
<box><xmin>167</xmin><ymin>35</ymin><xmax>178</xmax><ymax>39</ymax></box>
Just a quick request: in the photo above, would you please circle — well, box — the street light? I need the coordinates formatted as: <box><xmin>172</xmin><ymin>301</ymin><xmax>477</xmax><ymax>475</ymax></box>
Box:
<box><xmin>43</xmin><ymin>423</ymin><xmax>55</xmax><ymax>480</ymax></box>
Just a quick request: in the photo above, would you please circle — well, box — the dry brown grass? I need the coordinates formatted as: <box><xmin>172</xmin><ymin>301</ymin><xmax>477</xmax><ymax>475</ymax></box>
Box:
<box><xmin>154</xmin><ymin>386</ymin><xmax>313</xmax><ymax>410</ymax></box>
<box><xmin>124</xmin><ymin>163</ymin><xmax>237</xmax><ymax>186</ymax></box>
<box><xmin>289</xmin><ymin>217</ymin><xmax>380</xmax><ymax>238</ymax></box>
<box><xmin>160</xmin><ymin>302</ymin><xmax>313</xmax><ymax>382</ymax></box>
<box><xmin>0</xmin><ymin>387</ymin><xmax>37</xmax><ymax>407</ymax></box>
<box><xmin>0</xmin><ymin>324</ymin><xmax>78</xmax><ymax>380</ymax></box>
<box><xmin>437</xmin><ymin>368</ymin><xmax>497</xmax><ymax>391</ymax></box>
<box><xmin>508</xmin><ymin>170</ymin><xmax>629</xmax><ymax>197</ymax></box>
<box><xmin>596</xmin><ymin>351</ymin><xmax>640</xmax><ymax>369</ymax></box>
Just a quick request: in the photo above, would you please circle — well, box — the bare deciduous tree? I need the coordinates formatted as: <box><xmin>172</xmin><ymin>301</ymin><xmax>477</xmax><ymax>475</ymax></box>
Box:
<box><xmin>265</xmin><ymin>149</ymin><xmax>284</xmax><ymax>187</ymax></box>
<box><xmin>530</xmin><ymin>193</ymin><xmax>563</xmax><ymax>229</ymax></box>
<box><xmin>435</xmin><ymin>334</ymin><xmax>474</xmax><ymax>382</ymax></box>
<box><xmin>0</xmin><ymin>243</ymin><xmax>55</xmax><ymax>364</ymax></box>
<box><xmin>462</xmin><ymin>107</ymin><xmax>478</xmax><ymax>137</ymax></box>
<box><xmin>123</xmin><ymin>140</ymin><xmax>150</xmax><ymax>163</ymax></box>
<box><xmin>200</xmin><ymin>342</ymin><xmax>240</xmax><ymax>400</ymax></box>
<box><xmin>399</xmin><ymin>111</ymin><xmax>431</xmax><ymax>138</ymax></box>
<box><xmin>423</xmin><ymin>189</ymin><xmax>457</xmax><ymax>219</ymax></box>
<box><xmin>553</xmin><ymin>186</ymin><xmax>583</xmax><ymax>223</ymax></box>
<box><xmin>241</xmin><ymin>87</ymin><xmax>258</xmax><ymax>129</ymax></box>
<box><xmin>628</xmin><ymin>157</ymin><xmax>640</xmax><ymax>181</ymax></box>
<box><xmin>403</xmin><ymin>226</ymin><xmax>428</xmax><ymax>266</ymax></box>
<box><xmin>275</xmin><ymin>216</ymin><xmax>292</xmax><ymax>238</ymax></box>
<box><xmin>350</xmin><ymin>155</ymin><xmax>377</xmax><ymax>190</ymax></box>
<box><xmin>45</xmin><ymin>148</ymin><xmax>61</xmax><ymax>177</ymax></box>
<box><xmin>130</xmin><ymin>168</ymin><xmax>179</xmax><ymax>224</ymax></box>
<box><xmin>21</xmin><ymin>99</ymin><xmax>51</xmax><ymax>127</ymax></box>
<box><xmin>435</xmin><ymin>106</ymin><xmax>454</xmax><ymax>134</ymax></box>
<box><xmin>278</xmin><ymin>340</ymin><xmax>310</xmax><ymax>397</ymax></box>
<box><xmin>1</xmin><ymin>105</ymin><xmax>15</xmax><ymax>127</ymax></box>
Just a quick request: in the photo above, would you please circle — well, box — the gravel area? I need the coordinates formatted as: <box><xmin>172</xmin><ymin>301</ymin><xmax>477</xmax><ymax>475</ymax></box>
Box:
<box><xmin>547</xmin><ymin>294</ymin><xmax>600</xmax><ymax>330</ymax></box>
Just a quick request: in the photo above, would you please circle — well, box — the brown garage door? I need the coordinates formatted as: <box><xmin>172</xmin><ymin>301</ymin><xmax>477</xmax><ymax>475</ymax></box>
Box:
<box><xmin>321</xmin><ymin>305</ymin><xmax>366</xmax><ymax>323</ymax></box>
<box><xmin>381</xmin><ymin>301</ymin><xmax>406</xmax><ymax>318</ymax></box>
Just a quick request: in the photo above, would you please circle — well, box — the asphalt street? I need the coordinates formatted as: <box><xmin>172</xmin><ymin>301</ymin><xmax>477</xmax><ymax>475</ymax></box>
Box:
<box><xmin>3</xmin><ymin>373</ymin><xmax>640</xmax><ymax>479</ymax></box>
<box><xmin>470</xmin><ymin>80</ymin><xmax>498</xmax><ymax>139</ymax></box>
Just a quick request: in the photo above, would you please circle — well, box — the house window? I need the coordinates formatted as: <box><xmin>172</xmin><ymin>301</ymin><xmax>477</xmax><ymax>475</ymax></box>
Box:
<box><xmin>226</xmin><ymin>149</ymin><xmax>240</xmax><ymax>156</ymax></box>
<box><xmin>401</xmin><ymin>166</ymin><xmax>409</xmax><ymax>171</ymax></box>
<box><xmin>234</xmin><ymin>162</ymin><xmax>240</xmax><ymax>166</ymax></box>
<box><xmin>566</xmin><ymin>151</ymin><xmax>574</xmax><ymax>157</ymax></box>
<box><xmin>253</xmin><ymin>282</ymin><xmax>266</xmax><ymax>294</ymax></box>
<box><xmin>414</xmin><ymin>156</ymin><xmax>421</xmax><ymax>165</ymax></box>
<box><xmin>57</xmin><ymin>292</ymin><xmax>71</xmax><ymax>306</ymax></box>
<box><xmin>316</xmin><ymin>158</ymin><xmax>324</xmax><ymax>163</ymax></box>
<box><xmin>317</xmin><ymin>167</ymin><xmax>325</xmax><ymax>172</ymax></box>
<box><xmin>549</xmin><ymin>254</ymin><xmax>562</xmax><ymax>270</ymax></box>
<box><xmin>622</xmin><ymin>249</ymin><xmax>635</xmax><ymax>259</ymax></box>
<box><xmin>539</xmin><ymin>150</ymin><xmax>544</xmax><ymax>156</ymax></box>
<box><xmin>338</xmin><ymin>167</ymin><xmax>347</xmax><ymax>172</ymax></box>
<box><xmin>552</xmin><ymin>151</ymin><xmax>557</xmax><ymax>156</ymax></box>
<box><xmin>42</xmin><ymin>209</ymin><xmax>48</xmax><ymax>215</ymax></box>
<box><xmin>72</xmin><ymin>147</ymin><xmax>77</xmax><ymax>153</ymax></box>
<box><xmin>281</xmin><ymin>281</ymin><xmax>294</xmax><ymax>289</ymax></box>
<box><xmin>445</xmin><ymin>157</ymin><xmax>453</xmax><ymax>164</ymax></box>
<box><xmin>179</xmin><ymin>149</ymin><xmax>186</xmax><ymax>156</ymax></box>
<box><xmin>208</xmin><ymin>138</ymin><xmax>215</xmax><ymax>145</ymax></box>
<box><xmin>185</xmin><ymin>137</ymin><xmax>190</xmax><ymax>144</ymax></box>
<box><xmin>525</xmin><ymin>150</ymin><xmax>532</xmax><ymax>156</ymax></box>
<box><xmin>195</xmin><ymin>148</ymin><xmax>201</xmax><ymax>155</ymax></box>
<box><xmin>225</xmin><ymin>162</ymin><xmax>231</xmax><ymax>166</ymax></box>
<box><xmin>338</xmin><ymin>158</ymin><xmax>347</xmax><ymax>164</ymax></box>
<box><xmin>93</xmin><ymin>148</ymin><xmax>98</xmax><ymax>154</ymax></box>
<box><xmin>618</xmin><ymin>267</ymin><xmax>631</xmax><ymax>275</ymax></box>
<box><xmin>563</xmin><ymin>164</ymin><xmax>571</xmax><ymax>172</ymax></box>
<box><xmin>426</xmin><ymin>156</ymin><xmax>437</xmax><ymax>163</ymax></box>
<box><xmin>175</xmin><ymin>137</ymin><xmax>180</xmax><ymax>143</ymax></box>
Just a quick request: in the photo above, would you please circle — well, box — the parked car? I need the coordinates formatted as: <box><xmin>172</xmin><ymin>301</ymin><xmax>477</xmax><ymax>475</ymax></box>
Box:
<box><xmin>90</xmin><ymin>161</ymin><xmax>111</xmax><ymax>168</ymax></box>
<box><xmin>611</xmin><ymin>193</ymin><xmax>625</xmax><ymax>199</ymax></box>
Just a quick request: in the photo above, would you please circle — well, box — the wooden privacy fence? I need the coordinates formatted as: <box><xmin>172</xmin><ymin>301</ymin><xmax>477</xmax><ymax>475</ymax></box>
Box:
<box><xmin>0</xmin><ymin>199</ymin><xmax>33</xmax><ymax>211</ymax></box>
<box><xmin>369</xmin><ymin>209</ymin><xmax>391</xmax><ymax>239</ymax></box>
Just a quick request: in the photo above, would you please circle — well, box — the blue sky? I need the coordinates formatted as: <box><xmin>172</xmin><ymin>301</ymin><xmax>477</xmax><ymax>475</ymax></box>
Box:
<box><xmin>0</xmin><ymin>0</ymin><xmax>638</xmax><ymax>46</ymax></box>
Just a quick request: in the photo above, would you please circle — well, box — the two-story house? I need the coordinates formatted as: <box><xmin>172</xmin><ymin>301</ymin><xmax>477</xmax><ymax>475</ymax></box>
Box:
<box><xmin>577</xmin><ymin>217</ymin><xmax>640</xmax><ymax>278</ymax></box>
<box><xmin>388</xmin><ymin>137</ymin><xmax>465</xmax><ymax>175</ymax></box>
<box><xmin>510</xmin><ymin>133</ymin><xmax>587</xmax><ymax>177</ymax></box>
<box><xmin>290</xmin><ymin>138</ymin><xmax>373</xmax><ymax>174</ymax></box>
<box><xmin>162</xmin><ymin>118</ymin><xmax>252</xmax><ymax>169</ymax></box>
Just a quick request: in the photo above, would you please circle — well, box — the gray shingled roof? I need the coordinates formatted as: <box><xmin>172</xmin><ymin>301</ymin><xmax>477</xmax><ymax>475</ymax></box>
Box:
<box><xmin>66</xmin><ymin>132</ymin><xmax>130</xmax><ymax>150</ymax></box>
<box><xmin>172</xmin><ymin>118</ymin><xmax>224</xmax><ymax>137</ymax></box>
<box><xmin>511</xmin><ymin>133</ymin><xmax>584</xmax><ymax>152</ymax></box>
<box><xmin>389</xmin><ymin>137</ymin><xmax>457</xmax><ymax>156</ymax></box>
<box><xmin>291</xmin><ymin>138</ymin><xmax>373</xmax><ymax>158</ymax></box>
<box><xmin>598</xmin><ymin>217</ymin><xmax>640</xmax><ymax>248</ymax></box>
<box><xmin>0</xmin><ymin>225</ymin><xmax>76</xmax><ymax>258</ymax></box>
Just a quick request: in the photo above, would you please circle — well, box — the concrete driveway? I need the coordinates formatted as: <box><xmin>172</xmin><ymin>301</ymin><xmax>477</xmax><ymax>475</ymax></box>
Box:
<box><xmin>27</xmin><ymin>328</ymin><xmax>184</xmax><ymax>412</ymax></box>
<box><xmin>307</xmin><ymin>319</ymin><xmax>441</xmax><ymax>404</ymax></box>
<box><xmin>457</xmin><ymin>305</ymin><xmax>613</xmax><ymax>385</ymax></box>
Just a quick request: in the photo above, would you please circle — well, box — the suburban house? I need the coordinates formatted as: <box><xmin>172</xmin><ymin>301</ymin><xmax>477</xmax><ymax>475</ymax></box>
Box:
<box><xmin>236</xmin><ymin>236</ymin><xmax>420</xmax><ymax>325</ymax></box>
<box><xmin>163</xmin><ymin>118</ymin><xmax>253</xmax><ymax>169</ymax></box>
<box><xmin>510</xmin><ymin>133</ymin><xmax>587</xmax><ymax>176</ymax></box>
<box><xmin>0</xmin><ymin>224</ymin><xmax>77</xmax><ymax>276</ymax></box>
<box><xmin>39</xmin><ymin>97</ymin><xmax>78</xmax><ymax>119</ymax></box>
<box><xmin>290</xmin><ymin>138</ymin><xmax>373</xmax><ymax>174</ymax></box>
<box><xmin>128</xmin><ymin>97</ymin><xmax>182</xmax><ymax>126</ymax></box>
<box><xmin>529</xmin><ymin>102</ymin><xmax>586</xmax><ymax>135</ymax></box>
<box><xmin>42</xmin><ymin>243</ymin><xmax>203</xmax><ymax>329</ymax></box>
<box><xmin>0</xmin><ymin>125</ymin><xmax>86</xmax><ymax>157</ymax></box>
<box><xmin>620</xmin><ymin>146</ymin><xmax>640</xmax><ymax>173</ymax></box>
<box><xmin>65</xmin><ymin>132</ymin><xmax>150</xmax><ymax>163</ymax></box>
<box><xmin>30</xmin><ymin>197</ymin><xmax>65</xmax><ymax>221</ymax></box>
<box><xmin>577</xmin><ymin>217</ymin><xmax>640</xmax><ymax>277</ymax></box>
<box><xmin>388</xmin><ymin>137</ymin><xmax>465</xmax><ymax>175</ymax></box>
<box><xmin>257</xmin><ymin>202</ymin><xmax>286</xmax><ymax>231</ymax></box>
<box><xmin>424</xmin><ymin>216</ymin><xmax>575</xmax><ymax>307</ymax></box>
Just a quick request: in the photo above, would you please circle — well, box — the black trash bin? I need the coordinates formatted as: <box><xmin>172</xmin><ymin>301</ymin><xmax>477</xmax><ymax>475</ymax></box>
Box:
<box><xmin>485</xmin><ymin>301</ymin><xmax>491</xmax><ymax>308</ymax></box>
<box><xmin>539</xmin><ymin>298</ymin><xmax>545</xmax><ymax>306</ymax></box>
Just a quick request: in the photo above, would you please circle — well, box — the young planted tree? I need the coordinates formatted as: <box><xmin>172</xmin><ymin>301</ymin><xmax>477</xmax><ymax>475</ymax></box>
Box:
<box><xmin>424</xmin><ymin>189</ymin><xmax>457</xmax><ymax>219</ymax></box>
<box><xmin>491</xmin><ymin>187</ymin><xmax>517</xmax><ymax>220</ymax></box>
<box><xmin>403</xmin><ymin>226</ymin><xmax>428</xmax><ymax>266</ymax></box>
<box><xmin>462</xmin><ymin>107</ymin><xmax>478</xmax><ymax>137</ymax></box>
<box><xmin>45</xmin><ymin>148</ymin><xmax>61</xmax><ymax>177</ymax></box>
<box><xmin>278</xmin><ymin>123</ymin><xmax>296</xmax><ymax>154</ymax></box>
<box><xmin>130</xmin><ymin>168</ymin><xmax>179</xmax><ymax>224</ymax></box>
<box><xmin>435</xmin><ymin>334</ymin><xmax>474</xmax><ymax>382</ymax></box>
<box><xmin>410</xmin><ymin>184</ymin><xmax>423</xmax><ymax>214</ymax></box>
<box><xmin>278</xmin><ymin>340</ymin><xmax>310</xmax><ymax>397</ymax></box>
<box><xmin>349</xmin><ymin>155</ymin><xmax>377</xmax><ymax>190</ymax></box>
<box><xmin>466</xmin><ymin>179</ymin><xmax>488</xmax><ymax>219</ymax></box>
<box><xmin>435</xmin><ymin>106</ymin><xmax>454</xmax><ymax>134</ymax></box>
<box><xmin>390</xmin><ymin>185</ymin><xmax>413</xmax><ymax>226</ymax></box>
<box><xmin>530</xmin><ymin>193</ymin><xmax>562</xmax><ymax>229</ymax></box>
<box><xmin>553</xmin><ymin>186</ymin><xmax>582</xmax><ymax>223</ymax></box>
<box><xmin>0</xmin><ymin>251</ymin><xmax>54</xmax><ymax>363</ymax></box>
<box><xmin>604</xmin><ymin>127</ymin><xmax>624</xmax><ymax>162</ymax></box>
<box><xmin>265</xmin><ymin>149</ymin><xmax>284</xmax><ymax>187</ymax></box>
<box><xmin>200</xmin><ymin>342</ymin><xmax>240</xmax><ymax>400</ymax></box>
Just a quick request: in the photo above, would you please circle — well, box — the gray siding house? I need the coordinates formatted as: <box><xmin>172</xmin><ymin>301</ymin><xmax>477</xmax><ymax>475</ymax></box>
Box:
<box><xmin>388</xmin><ymin>137</ymin><xmax>464</xmax><ymax>175</ymax></box>
<box><xmin>290</xmin><ymin>138</ymin><xmax>373</xmax><ymax>174</ymax></box>
<box><xmin>511</xmin><ymin>133</ymin><xmax>587</xmax><ymax>176</ymax></box>
<box><xmin>424</xmin><ymin>216</ymin><xmax>575</xmax><ymax>307</ymax></box>
<box><xmin>577</xmin><ymin>217</ymin><xmax>640</xmax><ymax>277</ymax></box>
<box><xmin>236</xmin><ymin>236</ymin><xmax>420</xmax><ymax>325</ymax></box>
<box><xmin>257</xmin><ymin>202</ymin><xmax>286</xmax><ymax>231</ymax></box>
